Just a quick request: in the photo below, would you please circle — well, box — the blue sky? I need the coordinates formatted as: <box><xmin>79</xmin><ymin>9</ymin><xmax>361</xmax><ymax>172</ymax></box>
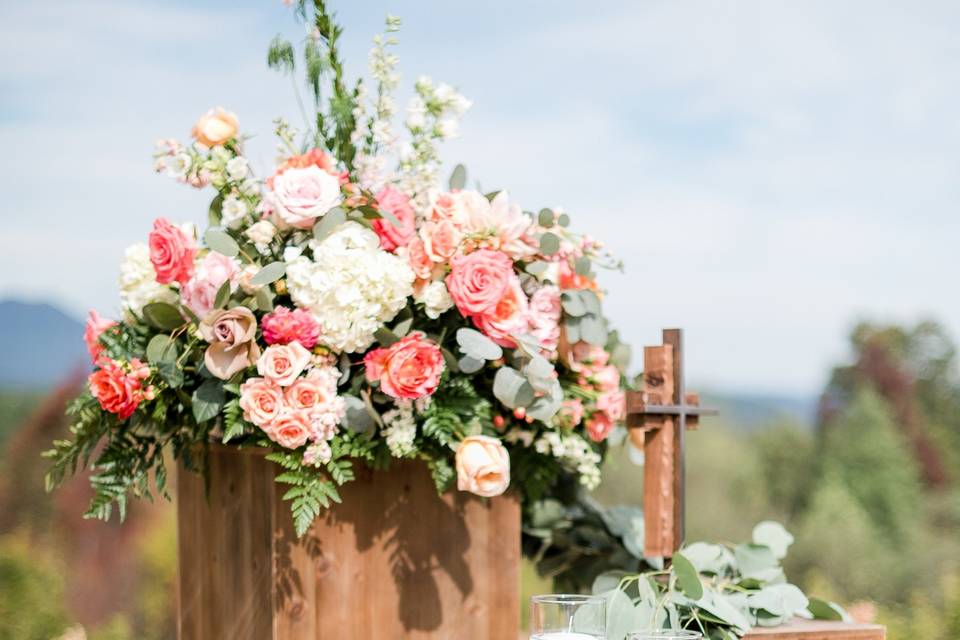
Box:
<box><xmin>2</xmin><ymin>0</ymin><xmax>958</xmax><ymax>395</ymax></box>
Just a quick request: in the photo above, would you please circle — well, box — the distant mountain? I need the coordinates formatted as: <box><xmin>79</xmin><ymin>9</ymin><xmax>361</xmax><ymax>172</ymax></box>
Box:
<box><xmin>0</xmin><ymin>300</ymin><xmax>88</xmax><ymax>389</ymax></box>
<box><xmin>701</xmin><ymin>390</ymin><xmax>818</xmax><ymax>431</ymax></box>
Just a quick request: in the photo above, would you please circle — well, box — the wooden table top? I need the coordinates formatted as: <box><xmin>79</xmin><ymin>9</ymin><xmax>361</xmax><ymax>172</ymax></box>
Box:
<box><xmin>745</xmin><ymin>619</ymin><xmax>885</xmax><ymax>639</ymax></box>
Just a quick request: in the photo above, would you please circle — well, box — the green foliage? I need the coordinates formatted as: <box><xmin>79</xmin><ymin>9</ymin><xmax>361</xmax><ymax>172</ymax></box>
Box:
<box><xmin>0</xmin><ymin>533</ymin><xmax>70</xmax><ymax>640</ymax></box>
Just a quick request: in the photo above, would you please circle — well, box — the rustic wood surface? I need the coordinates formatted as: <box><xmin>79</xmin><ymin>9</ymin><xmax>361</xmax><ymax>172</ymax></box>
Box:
<box><xmin>177</xmin><ymin>446</ymin><xmax>520</xmax><ymax>639</ymax></box>
<box><xmin>745</xmin><ymin>619</ymin><xmax>886</xmax><ymax>639</ymax></box>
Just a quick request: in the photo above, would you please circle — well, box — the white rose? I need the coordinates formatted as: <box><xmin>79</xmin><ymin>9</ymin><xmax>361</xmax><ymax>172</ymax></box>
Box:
<box><xmin>226</xmin><ymin>157</ymin><xmax>249</xmax><ymax>181</ymax></box>
<box><xmin>118</xmin><ymin>243</ymin><xmax>177</xmax><ymax>318</ymax></box>
<box><xmin>165</xmin><ymin>152</ymin><xmax>191</xmax><ymax>179</ymax></box>
<box><xmin>245</xmin><ymin>220</ymin><xmax>276</xmax><ymax>245</ymax></box>
<box><xmin>415</xmin><ymin>281</ymin><xmax>454</xmax><ymax>319</ymax></box>
<box><xmin>221</xmin><ymin>195</ymin><xmax>248</xmax><ymax>229</ymax></box>
<box><xmin>456</xmin><ymin>435</ymin><xmax>510</xmax><ymax>498</ymax></box>
<box><xmin>269</xmin><ymin>165</ymin><xmax>342</xmax><ymax>229</ymax></box>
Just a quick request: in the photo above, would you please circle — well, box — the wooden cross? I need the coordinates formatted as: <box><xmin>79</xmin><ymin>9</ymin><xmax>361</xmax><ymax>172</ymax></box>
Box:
<box><xmin>626</xmin><ymin>328</ymin><xmax>717</xmax><ymax>558</ymax></box>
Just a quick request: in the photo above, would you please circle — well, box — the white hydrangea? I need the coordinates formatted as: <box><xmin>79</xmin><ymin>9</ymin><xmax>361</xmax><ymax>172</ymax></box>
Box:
<box><xmin>381</xmin><ymin>401</ymin><xmax>417</xmax><ymax>457</ymax></box>
<box><xmin>286</xmin><ymin>221</ymin><xmax>414</xmax><ymax>353</ymax></box>
<box><xmin>414</xmin><ymin>280</ymin><xmax>454</xmax><ymax>319</ymax></box>
<box><xmin>118</xmin><ymin>243</ymin><xmax>178</xmax><ymax>318</ymax></box>
<box><xmin>535</xmin><ymin>431</ymin><xmax>603</xmax><ymax>490</ymax></box>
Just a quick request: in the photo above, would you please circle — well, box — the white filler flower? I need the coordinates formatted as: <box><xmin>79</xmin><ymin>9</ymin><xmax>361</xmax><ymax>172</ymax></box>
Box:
<box><xmin>286</xmin><ymin>221</ymin><xmax>414</xmax><ymax>353</ymax></box>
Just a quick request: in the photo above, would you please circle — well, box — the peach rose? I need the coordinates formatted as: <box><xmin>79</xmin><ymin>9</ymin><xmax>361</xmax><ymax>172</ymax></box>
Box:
<box><xmin>257</xmin><ymin>342</ymin><xmax>312</xmax><ymax>386</ymax></box>
<box><xmin>238</xmin><ymin>377</ymin><xmax>284</xmax><ymax>427</ymax></box>
<box><xmin>263</xmin><ymin>408</ymin><xmax>311</xmax><ymax>449</ymax></box>
<box><xmin>191</xmin><ymin>107</ymin><xmax>238</xmax><ymax>147</ymax></box>
<box><xmin>83</xmin><ymin>310</ymin><xmax>116</xmax><ymax>364</ymax></box>
<box><xmin>371</xmin><ymin>185</ymin><xmax>416</xmax><ymax>251</ymax></box>
<box><xmin>148</xmin><ymin>217</ymin><xmax>197</xmax><ymax>285</ymax></box>
<box><xmin>472</xmin><ymin>275</ymin><xmax>529</xmax><ymax>348</ymax></box>
<box><xmin>364</xmin><ymin>332</ymin><xmax>444</xmax><ymax>400</ymax></box>
<box><xmin>199</xmin><ymin>307</ymin><xmax>260</xmax><ymax>380</ymax></box>
<box><xmin>455</xmin><ymin>435</ymin><xmax>511</xmax><ymax>497</ymax></box>
<box><xmin>285</xmin><ymin>370</ymin><xmax>334</xmax><ymax>412</ymax></box>
<box><xmin>445</xmin><ymin>248</ymin><xmax>514</xmax><ymax>317</ymax></box>
<box><xmin>405</xmin><ymin>237</ymin><xmax>434</xmax><ymax>280</ymax></box>
<box><xmin>421</xmin><ymin>219</ymin><xmax>461</xmax><ymax>262</ymax></box>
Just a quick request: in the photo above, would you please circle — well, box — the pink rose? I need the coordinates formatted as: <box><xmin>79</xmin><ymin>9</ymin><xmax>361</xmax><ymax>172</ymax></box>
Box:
<box><xmin>199</xmin><ymin>307</ymin><xmax>260</xmax><ymax>380</ymax></box>
<box><xmin>592</xmin><ymin>365</ymin><xmax>621</xmax><ymax>392</ymax></box>
<box><xmin>257</xmin><ymin>342</ymin><xmax>313</xmax><ymax>386</ymax></box>
<box><xmin>269</xmin><ymin>164</ymin><xmax>343</xmax><ymax>229</ymax></box>
<box><xmin>148</xmin><ymin>218</ymin><xmax>197</xmax><ymax>285</ymax></box>
<box><xmin>558</xmin><ymin>399</ymin><xmax>585</xmax><ymax>427</ymax></box>
<box><xmin>285</xmin><ymin>370</ymin><xmax>335</xmax><ymax>412</ymax></box>
<box><xmin>472</xmin><ymin>275</ymin><xmax>529</xmax><ymax>348</ymax></box>
<box><xmin>261</xmin><ymin>306</ymin><xmax>321</xmax><ymax>349</ymax></box>
<box><xmin>239</xmin><ymin>377</ymin><xmax>284</xmax><ymax>427</ymax></box>
<box><xmin>180</xmin><ymin>252</ymin><xmax>239</xmax><ymax>318</ymax></box>
<box><xmin>421</xmin><ymin>219</ymin><xmax>461</xmax><ymax>262</ymax></box>
<box><xmin>597</xmin><ymin>389</ymin><xmax>626</xmax><ymax>422</ymax></box>
<box><xmin>371</xmin><ymin>186</ymin><xmax>416</xmax><ymax>251</ymax></box>
<box><xmin>88</xmin><ymin>358</ymin><xmax>152</xmax><ymax>420</ymax></box>
<box><xmin>405</xmin><ymin>237</ymin><xmax>434</xmax><ymax>280</ymax></box>
<box><xmin>586</xmin><ymin>412</ymin><xmax>615</xmax><ymax>442</ymax></box>
<box><xmin>456</xmin><ymin>435</ymin><xmax>510</xmax><ymax>497</ymax></box>
<box><xmin>527</xmin><ymin>284</ymin><xmax>561</xmax><ymax>352</ymax></box>
<box><xmin>263</xmin><ymin>408</ymin><xmax>311</xmax><ymax>449</ymax></box>
<box><xmin>568</xmin><ymin>342</ymin><xmax>610</xmax><ymax>372</ymax></box>
<box><xmin>83</xmin><ymin>310</ymin><xmax>116</xmax><ymax>364</ymax></box>
<box><xmin>445</xmin><ymin>249</ymin><xmax>515</xmax><ymax>317</ymax></box>
<box><xmin>364</xmin><ymin>332</ymin><xmax>445</xmax><ymax>400</ymax></box>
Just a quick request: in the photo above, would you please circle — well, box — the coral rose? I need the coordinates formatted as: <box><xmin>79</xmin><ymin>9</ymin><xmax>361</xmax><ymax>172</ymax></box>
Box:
<box><xmin>199</xmin><ymin>307</ymin><xmax>260</xmax><ymax>380</ymax></box>
<box><xmin>88</xmin><ymin>358</ymin><xmax>152</xmax><ymax>420</ymax></box>
<box><xmin>257</xmin><ymin>342</ymin><xmax>312</xmax><ymax>386</ymax></box>
<box><xmin>263</xmin><ymin>408</ymin><xmax>311</xmax><ymax>449</ymax></box>
<box><xmin>364</xmin><ymin>332</ymin><xmax>444</xmax><ymax>400</ymax></box>
<box><xmin>472</xmin><ymin>275</ymin><xmax>529</xmax><ymax>348</ymax></box>
<box><xmin>261</xmin><ymin>306</ymin><xmax>321</xmax><ymax>349</ymax></box>
<box><xmin>586</xmin><ymin>412</ymin><xmax>615</xmax><ymax>442</ymax></box>
<box><xmin>148</xmin><ymin>218</ymin><xmax>197</xmax><ymax>285</ymax></box>
<box><xmin>191</xmin><ymin>107</ymin><xmax>238</xmax><ymax>147</ymax></box>
<box><xmin>445</xmin><ymin>248</ymin><xmax>514</xmax><ymax>317</ymax></box>
<box><xmin>371</xmin><ymin>185</ymin><xmax>416</xmax><ymax>251</ymax></box>
<box><xmin>269</xmin><ymin>164</ymin><xmax>343</xmax><ymax>229</ymax></box>
<box><xmin>455</xmin><ymin>435</ymin><xmax>510</xmax><ymax>497</ymax></box>
<box><xmin>238</xmin><ymin>377</ymin><xmax>283</xmax><ymax>427</ymax></box>
<box><xmin>83</xmin><ymin>310</ymin><xmax>116</xmax><ymax>364</ymax></box>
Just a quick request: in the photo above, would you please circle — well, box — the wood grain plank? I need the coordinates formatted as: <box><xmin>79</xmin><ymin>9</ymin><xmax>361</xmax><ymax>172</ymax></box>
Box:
<box><xmin>643</xmin><ymin>343</ymin><xmax>677</xmax><ymax>557</ymax></box>
<box><xmin>746</xmin><ymin>619</ymin><xmax>885</xmax><ymax>639</ymax></box>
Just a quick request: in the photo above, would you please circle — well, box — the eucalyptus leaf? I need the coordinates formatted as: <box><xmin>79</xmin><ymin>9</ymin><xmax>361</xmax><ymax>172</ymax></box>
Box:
<box><xmin>561</xmin><ymin>291</ymin><xmax>587</xmax><ymax>317</ymax></box>
<box><xmin>341</xmin><ymin>395</ymin><xmax>374</xmax><ymax>433</ymax></box>
<box><xmin>538</xmin><ymin>208</ymin><xmax>554</xmax><ymax>226</ymax></box>
<box><xmin>213</xmin><ymin>279</ymin><xmax>232</xmax><ymax>309</ymax></box>
<box><xmin>440</xmin><ymin>346</ymin><xmax>460</xmax><ymax>372</ymax></box>
<box><xmin>146</xmin><ymin>334</ymin><xmax>178</xmax><ymax>364</ymax></box>
<box><xmin>681</xmin><ymin>542</ymin><xmax>731</xmax><ymax>575</ymax></box>
<box><xmin>142</xmin><ymin>302</ymin><xmax>185</xmax><ymax>330</ymax></box>
<box><xmin>204</xmin><ymin>227</ymin><xmax>239</xmax><ymax>258</ymax></box>
<box><xmin>255</xmin><ymin>286</ymin><xmax>274</xmax><ymax>312</ymax></box>
<box><xmin>807</xmin><ymin>597</ymin><xmax>846</xmax><ymax>621</ymax></box>
<box><xmin>374</xmin><ymin>327</ymin><xmax>400</xmax><ymax>347</ymax></box>
<box><xmin>392</xmin><ymin>316</ymin><xmax>414</xmax><ymax>337</ymax></box>
<box><xmin>493</xmin><ymin>367</ymin><xmax>534</xmax><ymax>408</ymax></box>
<box><xmin>575</xmin><ymin>255</ymin><xmax>591</xmax><ymax>276</ymax></box>
<box><xmin>313</xmin><ymin>206</ymin><xmax>347</xmax><ymax>241</ymax></box>
<box><xmin>208</xmin><ymin>192</ymin><xmax>224</xmax><ymax>226</ymax></box>
<box><xmin>557</xmin><ymin>213</ymin><xmax>570</xmax><ymax>227</ymax></box>
<box><xmin>250</xmin><ymin>261</ymin><xmax>286</xmax><ymax>286</ymax></box>
<box><xmin>752</xmin><ymin>521</ymin><xmax>795</xmax><ymax>559</ymax></box>
<box><xmin>602</xmin><ymin>588</ymin><xmax>645</xmax><ymax>640</ymax></box>
<box><xmin>565</xmin><ymin>316</ymin><xmax>582</xmax><ymax>343</ymax></box>
<box><xmin>191</xmin><ymin>379</ymin><xmax>225</xmax><ymax>423</ymax></box>
<box><xmin>376</xmin><ymin>203</ymin><xmax>402</xmax><ymax>229</ymax></box>
<box><xmin>580</xmin><ymin>314</ymin><xmax>608</xmax><ymax>346</ymax></box>
<box><xmin>734</xmin><ymin>543</ymin><xmax>779</xmax><ymax>576</ymax></box>
<box><xmin>672</xmin><ymin>552</ymin><xmax>704</xmax><ymax>600</ymax></box>
<box><xmin>458</xmin><ymin>356</ymin><xmax>485</xmax><ymax>374</ymax></box>
<box><xmin>448</xmin><ymin>163</ymin><xmax>467</xmax><ymax>190</ymax></box>
<box><xmin>456</xmin><ymin>327</ymin><xmax>502</xmax><ymax>360</ymax></box>
<box><xmin>580</xmin><ymin>289</ymin><xmax>602</xmax><ymax>315</ymax></box>
<box><xmin>540</xmin><ymin>232</ymin><xmax>560</xmax><ymax>256</ymax></box>
<box><xmin>525</xmin><ymin>261</ymin><xmax>550</xmax><ymax>277</ymax></box>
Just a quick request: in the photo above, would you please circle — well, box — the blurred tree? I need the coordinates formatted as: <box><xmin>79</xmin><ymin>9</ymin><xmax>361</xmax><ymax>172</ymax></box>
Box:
<box><xmin>0</xmin><ymin>533</ymin><xmax>70</xmax><ymax>640</ymax></box>
<box><xmin>749</xmin><ymin>419</ymin><xmax>815</xmax><ymax>523</ymax></box>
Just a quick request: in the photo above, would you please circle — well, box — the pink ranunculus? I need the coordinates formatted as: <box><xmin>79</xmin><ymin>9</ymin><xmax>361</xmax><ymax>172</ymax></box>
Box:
<box><xmin>257</xmin><ymin>342</ymin><xmax>313</xmax><ymax>386</ymax></box>
<box><xmin>238</xmin><ymin>377</ymin><xmax>284</xmax><ymax>427</ymax></box>
<box><xmin>528</xmin><ymin>284</ymin><xmax>561</xmax><ymax>352</ymax></box>
<box><xmin>88</xmin><ymin>358</ymin><xmax>152</xmax><ymax>420</ymax></box>
<box><xmin>455</xmin><ymin>435</ymin><xmax>510</xmax><ymax>497</ymax></box>
<box><xmin>269</xmin><ymin>164</ymin><xmax>343</xmax><ymax>229</ymax></box>
<box><xmin>180</xmin><ymin>252</ymin><xmax>239</xmax><ymax>318</ymax></box>
<box><xmin>261</xmin><ymin>306</ymin><xmax>322</xmax><ymax>349</ymax></box>
<box><xmin>371</xmin><ymin>185</ymin><xmax>416</xmax><ymax>251</ymax></box>
<box><xmin>148</xmin><ymin>218</ymin><xmax>197</xmax><ymax>285</ymax></box>
<box><xmin>421</xmin><ymin>219</ymin><xmax>461</xmax><ymax>263</ymax></box>
<box><xmin>586</xmin><ymin>412</ymin><xmax>615</xmax><ymax>442</ymax></box>
<box><xmin>559</xmin><ymin>398</ymin><xmax>585</xmax><ymax>427</ymax></box>
<box><xmin>597</xmin><ymin>389</ymin><xmax>626</xmax><ymax>422</ymax></box>
<box><xmin>364</xmin><ymin>332</ymin><xmax>445</xmax><ymax>400</ymax></box>
<box><xmin>83</xmin><ymin>310</ymin><xmax>117</xmax><ymax>364</ymax></box>
<box><xmin>445</xmin><ymin>248</ymin><xmax>515</xmax><ymax>317</ymax></box>
<box><xmin>592</xmin><ymin>364</ymin><xmax>621</xmax><ymax>392</ymax></box>
<box><xmin>263</xmin><ymin>408</ymin><xmax>312</xmax><ymax>449</ymax></box>
<box><xmin>405</xmin><ymin>237</ymin><xmax>434</xmax><ymax>280</ymax></box>
<box><xmin>472</xmin><ymin>275</ymin><xmax>529</xmax><ymax>348</ymax></box>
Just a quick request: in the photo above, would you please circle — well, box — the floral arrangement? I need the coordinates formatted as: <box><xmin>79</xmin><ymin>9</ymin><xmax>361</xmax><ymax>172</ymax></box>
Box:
<box><xmin>45</xmin><ymin>0</ymin><xmax>630</xmax><ymax>537</ymax></box>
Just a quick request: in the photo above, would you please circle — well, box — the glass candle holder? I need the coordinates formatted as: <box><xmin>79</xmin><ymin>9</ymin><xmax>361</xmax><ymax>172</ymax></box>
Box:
<box><xmin>626</xmin><ymin>631</ymin><xmax>703</xmax><ymax>640</ymax></box>
<box><xmin>530</xmin><ymin>594</ymin><xmax>607</xmax><ymax>639</ymax></box>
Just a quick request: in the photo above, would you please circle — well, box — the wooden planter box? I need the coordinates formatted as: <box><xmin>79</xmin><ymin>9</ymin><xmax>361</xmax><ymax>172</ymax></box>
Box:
<box><xmin>177</xmin><ymin>446</ymin><xmax>520</xmax><ymax>639</ymax></box>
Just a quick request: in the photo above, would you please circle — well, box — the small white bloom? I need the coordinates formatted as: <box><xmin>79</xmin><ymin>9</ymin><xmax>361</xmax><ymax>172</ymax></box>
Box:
<box><xmin>282</xmin><ymin>245</ymin><xmax>303</xmax><ymax>262</ymax></box>
<box><xmin>165</xmin><ymin>152</ymin><xmax>191</xmax><ymax>179</ymax></box>
<box><xmin>406</xmin><ymin>95</ymin><xmax>426</xmax><ymax>130</ymax></box>
<box><xmin>303</xmin><ymin>441</ymin><xmax>333</xmax><ymax>467</ymax></box>
<box><xmin>414</xmin><ymin>281</ymin><xmax>454</xmax><ymax>319</ymax></box>
<box><xmin>239</xmin><ymin>178</ymin><xmax>260</xmax><ymax>197</ymax></box>
<box><xmin>245</xmin><ymin>220</ymin><xmax>276</xmax><ymax>245</ymax></box>
<box><xmin>382</xmin><ymin>403</ymin><xmax>417</xmax><ymax>457</ymax></box>
<box><xmin>221</xmin><ymin>195</ymin><xmax>248</xmax><ymax>229</ymax></box>
<box><xmin>118</xmin><ymin>243</ymin><xmax>177</xmax><ymax>318</ymax></box>
<box><xmin>226</xmin><ymin>156</ymin><xmax>249</xmax><ymax>181</ymax></box>
<box><xmin>436</xmin><ymin>118</ymin><xmax>460</xmax><ymax>139</ymax></box>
